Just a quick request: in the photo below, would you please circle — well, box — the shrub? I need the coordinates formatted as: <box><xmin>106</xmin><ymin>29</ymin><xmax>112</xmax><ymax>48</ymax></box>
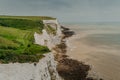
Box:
<box><xmin>0</xmin><ymin>50</ymin><xmax>44</xmax><ymax>63</ymax></box>
<box><xmin>45</xmin><ymin>25</ymin><xmax>57</xmax><ymax>35</ymax></box>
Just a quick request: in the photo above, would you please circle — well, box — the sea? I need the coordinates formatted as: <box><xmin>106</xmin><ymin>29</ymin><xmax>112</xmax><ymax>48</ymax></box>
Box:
<box><xmin>62</xmin><ymin>22</ymin><xmax>120</xmax><ymax>80</ymax></box>
<box><xmin>63</xmin><ymin>22</ymin><xmax>120</xmax><ymax>49</ymax></box>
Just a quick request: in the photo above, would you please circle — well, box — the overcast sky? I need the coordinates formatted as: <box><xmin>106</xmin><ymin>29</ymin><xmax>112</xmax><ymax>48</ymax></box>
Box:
<box><xmin>0</xmin><ymin>0</ymin><xmax>120</xmax><ymax>22</ymax></box>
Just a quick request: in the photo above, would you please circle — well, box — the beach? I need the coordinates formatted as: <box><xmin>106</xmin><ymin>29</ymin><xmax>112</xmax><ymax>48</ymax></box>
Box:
<box><xmin>66</xmin><ymin>24</ymin><xmax>120</xmax><ymax>80</ymax></box>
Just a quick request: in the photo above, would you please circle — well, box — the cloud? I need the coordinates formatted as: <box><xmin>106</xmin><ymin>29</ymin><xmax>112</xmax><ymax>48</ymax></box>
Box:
<box><xmin>0</xmin><ymin>0</ymin><xmax>120</xmax><ymax>22</ymax></box>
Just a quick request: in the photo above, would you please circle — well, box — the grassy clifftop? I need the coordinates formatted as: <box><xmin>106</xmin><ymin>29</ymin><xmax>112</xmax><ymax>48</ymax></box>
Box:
<box><xmin>0</xmin><ymin>15</ymin><xmax>56</xmax><ymax>21</ymax></box>
<box><xmin>0</xmin><ymin>16</ymin><xmax>54</xmax><ymax>63</ymax></box>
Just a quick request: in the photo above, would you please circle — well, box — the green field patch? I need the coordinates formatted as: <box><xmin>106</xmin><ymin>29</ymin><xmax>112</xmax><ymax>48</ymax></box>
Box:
<box><xmin>0</xmin><ymin>16</ymin><xmax>52</xmax><ymax>63</ymax></box>
<box><xmin>0</xmin><ymin>15</ymin><xmax>56</xmax><ymax>21</ymax></box>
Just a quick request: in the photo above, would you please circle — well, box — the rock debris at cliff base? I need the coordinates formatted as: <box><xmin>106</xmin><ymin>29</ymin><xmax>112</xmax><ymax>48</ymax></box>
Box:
<box><xmin>54</xmin><ymin>26</ymin><xmax>103</xmax><ymax>80</ymax></box>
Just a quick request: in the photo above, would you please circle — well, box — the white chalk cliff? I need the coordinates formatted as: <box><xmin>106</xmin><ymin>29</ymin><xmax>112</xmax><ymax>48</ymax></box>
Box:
<box><xmin>0</xmin><ymin>53</ymin><xmax>62</xmax><ymax>80</ymax></box>
<box><xmin>0</xmin><ymin>20</ymin><xmax>63</xmax><ymax>80</ymax></box>
<box><xmin>34</xmin><ymin>20</ymin><xmax>63</xmax><ymax>50</ymax></box>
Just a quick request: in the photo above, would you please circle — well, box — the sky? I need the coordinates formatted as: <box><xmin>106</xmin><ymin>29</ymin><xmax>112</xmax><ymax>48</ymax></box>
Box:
<box><xmin>0</xmin><ymin>0</ymin><xmax>120</xmax><ymax>23</ymax></box>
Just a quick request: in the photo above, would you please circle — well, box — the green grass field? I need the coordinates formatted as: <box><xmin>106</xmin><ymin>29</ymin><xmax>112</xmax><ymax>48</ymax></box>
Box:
<box><xmin>0</xmin><ymin>16</ymin><xmax>53</xmax><ymax>63</ymax></box>
<box><xmin>0</xmin><ymin>15</ymin><xmax>56</xmax><ymax>21</ymax></box>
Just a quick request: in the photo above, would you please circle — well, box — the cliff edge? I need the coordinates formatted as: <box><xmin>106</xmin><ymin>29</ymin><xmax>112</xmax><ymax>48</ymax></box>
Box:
<box><xmin>0</xmin><ymin>19</ymin><xmax>98</xmax><ymax>80</ymax></box>
<box><xmin>0</xmin><ymin>53</ymin><xmax>62</xmax><ymax>80</ymax></box>
<box><xmin>0</xmin><ymin>19</ymin><xmax>63</xmax><ymax>80</ymax></box>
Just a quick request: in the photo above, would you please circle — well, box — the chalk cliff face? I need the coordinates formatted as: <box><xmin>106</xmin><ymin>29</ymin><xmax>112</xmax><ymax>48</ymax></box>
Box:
<box><xmin>0</xmin><ymin>19</ymin><xmax>63</xmax><ymax>80</ymax></box>
<box><xmin>0</xmin><ymin>53</ymin><xmax>62</xmax><ymax>80</ymax></box>
<box><xmin>34</xmin><ymin>20</ymin><xmax>63</xmax><ymax>50</ymax></box>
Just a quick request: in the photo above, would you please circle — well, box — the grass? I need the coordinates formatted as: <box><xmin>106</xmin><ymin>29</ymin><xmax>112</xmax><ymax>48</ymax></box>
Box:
<box><xmin>0</xmin><ymin>16</ymin><xmax>52</xmax><ymax>63</ymax></box>
<box><xmin>45</xmin><ymin>25</ymin><xmax>57</xmax><ymax>35</ymax></box>
<box><xmin>0</xmin><ymin>15</ymin><xmax>56</xmax><ymax>21</ymax></box>
<box><xmin>0</xmin><ymin>18</ymin><xmax>44</xmax><ymax>33</ymax></box>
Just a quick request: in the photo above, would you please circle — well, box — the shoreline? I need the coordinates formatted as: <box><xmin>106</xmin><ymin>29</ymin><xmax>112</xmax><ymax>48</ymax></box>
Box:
<box><xmin>54</xmin><ymin>26</ymin><xmax>102</xmax><ymax>80</ymax></box>
<box><xmin>65</xmin><ymin>25</ymin><xmax>120</xmax><ymax>80</ymax></box>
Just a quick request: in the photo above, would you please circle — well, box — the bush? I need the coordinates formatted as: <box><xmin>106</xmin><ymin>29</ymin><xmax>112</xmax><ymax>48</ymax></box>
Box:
<box><xmin>45</xmin><ymin>25</ymin><xmax>57</xmax><ymax>35</ymax></box>
<box><xmin>0</xmin><ymin>50</ymin><xmax>44</xmax><ymax>63</ymax></box>
<box><xmin>23</xmin><ymin>44</ymin><xmax>50</xmax><ymax>55</ymax></box>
